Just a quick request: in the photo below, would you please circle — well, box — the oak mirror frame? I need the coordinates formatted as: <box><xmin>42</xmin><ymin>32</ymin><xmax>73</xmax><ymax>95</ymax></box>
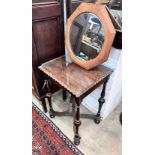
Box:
<box><xmin>65</xmin><ymin>2</ymin><xmax>116</xmax><ymax>70</ymax></box>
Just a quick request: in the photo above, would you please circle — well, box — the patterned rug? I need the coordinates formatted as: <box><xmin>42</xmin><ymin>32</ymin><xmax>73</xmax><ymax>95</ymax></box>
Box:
<box><xmin>32</xmin><ymin>103</ymin><xmax>84</xmax><ymax>155</ymax></box>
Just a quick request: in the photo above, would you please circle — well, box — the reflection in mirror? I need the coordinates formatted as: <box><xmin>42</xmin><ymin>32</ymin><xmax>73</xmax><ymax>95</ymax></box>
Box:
<box><xmin>70</xmin><ymin>13</ymin><xmax>104</xmax><ymax>61</ymax></box>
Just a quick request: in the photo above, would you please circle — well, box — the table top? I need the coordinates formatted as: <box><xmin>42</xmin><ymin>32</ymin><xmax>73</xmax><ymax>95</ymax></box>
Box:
<box><xmin>39</xmin><ymin>56</ymin><xmax>112</xmax><ymax>98</ymax></box>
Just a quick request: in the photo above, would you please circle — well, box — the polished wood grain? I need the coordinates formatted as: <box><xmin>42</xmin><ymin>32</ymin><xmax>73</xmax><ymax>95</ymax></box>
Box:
<box><xmin>39</xmin><ymin>55</ymin><xmax>112</xmax><ymax>98</ymax></box>
<box><xmin>65</xmin><ymin>2</ymin><xmax>116</xmax><ymax>70</ymax></box>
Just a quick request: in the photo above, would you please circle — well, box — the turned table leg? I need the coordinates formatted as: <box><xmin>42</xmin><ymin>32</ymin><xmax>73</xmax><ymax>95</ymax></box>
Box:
<box><xmin>40</xmin><ymin>97</ymin><xmax>47</xmax><ymax>113</ymax></box>
<box><xmin>73</xmin><ymin>97</ymin><xmax>81</xmax><ymax>145</ymax></box>
<box><xmin>46</xmin><ymin>93</ymin><xmax>55</xmax><ymax>118</ymax></box>
<box><xmin>42</xmin><ymin>79</ymin><xmax>55</xmax><ymax>118</ymax></box>
<box><xmin>95</xmin><ymin>77</ymin><xmax>109</xmax><ymax>124</ymax></box>
<box><xmin>62</xmin><ymin>89</ymin><xmax>67</xmax><ymax>101</ymax></box>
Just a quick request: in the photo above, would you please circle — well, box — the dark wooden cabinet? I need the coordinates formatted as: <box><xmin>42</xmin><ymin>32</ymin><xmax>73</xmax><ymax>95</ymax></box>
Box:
<box><xmin>32</xmin><ymin>0</ymin><xmax>65</xmax><ymax>101</ymax></box>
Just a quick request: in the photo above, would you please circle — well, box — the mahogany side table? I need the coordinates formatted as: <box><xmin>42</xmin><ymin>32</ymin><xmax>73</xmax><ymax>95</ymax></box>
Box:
<box><xmin>39</xmin><ymin>55</ymin><xmax>112</xmax><ymax>145</ymax></box>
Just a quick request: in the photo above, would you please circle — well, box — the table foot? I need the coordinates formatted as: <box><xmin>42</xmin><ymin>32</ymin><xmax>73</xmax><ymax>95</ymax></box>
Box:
<box><xmin>74</xmin><ymin>135</ymin><xmax>81</xmax><ymax>145</ymax></box>
<box><xmin>94</xmin><ymin>117</ymin><xmax>101</xmax><ymax>124</ymax></box>
<box><xmin>50</xmin><ymin>113</ymin><xmax>55</xmax><ymax>118</ymax></box>
<box><xmin>49</xmin><ymin>109</ymin><xmax>55</xmax><ymax>118</ymax></box>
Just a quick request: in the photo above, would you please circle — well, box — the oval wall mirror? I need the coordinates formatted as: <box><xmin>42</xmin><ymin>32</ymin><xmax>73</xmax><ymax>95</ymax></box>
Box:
<box><xmin>66</xmin><ymin>3</ymin><xmax>116</xmax><ymax>70</ymax></box>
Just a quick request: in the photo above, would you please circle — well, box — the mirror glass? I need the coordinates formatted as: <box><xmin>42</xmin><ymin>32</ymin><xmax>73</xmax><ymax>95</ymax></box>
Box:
<box><xmin>70</xmin><ymin>13</ymin><xmax>104</xmax><ymax>61</ymax></box>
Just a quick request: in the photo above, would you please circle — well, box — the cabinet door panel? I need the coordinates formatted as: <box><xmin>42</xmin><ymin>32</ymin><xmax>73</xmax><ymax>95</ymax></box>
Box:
<box><xmin>32</xmin><ymin>3</ymin><xmax>61</xmax><ymax>20</ymax></box>
<box><xmin>33</xmin><ymin>18</ymin><xmax>62</xmax><ymax>65</ymax></box>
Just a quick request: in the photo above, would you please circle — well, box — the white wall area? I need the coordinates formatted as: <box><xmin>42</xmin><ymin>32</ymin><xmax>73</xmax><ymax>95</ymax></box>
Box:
<box><xmin>82</xmin><ymin>47</ymin><xmax>122</xmax><ymax>119</ymax></box>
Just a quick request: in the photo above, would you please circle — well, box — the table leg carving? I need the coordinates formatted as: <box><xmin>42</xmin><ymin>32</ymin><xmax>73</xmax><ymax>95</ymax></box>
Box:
<box><xmin>73</xmin><ymin>97</ymin><xmax>82</xmax><ymax>145</ymax></box>
<box><xmin>40</xmin><ymin>97</ymin><xmax>47</xmax><ymax>113</ymax></box>
<box><xmin>95</xmin><ymin>76</ymin><xmax>109</xmax><ymax>124</ymax></box>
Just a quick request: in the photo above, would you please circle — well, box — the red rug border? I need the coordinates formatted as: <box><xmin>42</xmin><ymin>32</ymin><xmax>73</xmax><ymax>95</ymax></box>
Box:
<box><xmin>32</xmin><ymin>103</ymin><xmax>84</xmax><ymax>155</ymax></box>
